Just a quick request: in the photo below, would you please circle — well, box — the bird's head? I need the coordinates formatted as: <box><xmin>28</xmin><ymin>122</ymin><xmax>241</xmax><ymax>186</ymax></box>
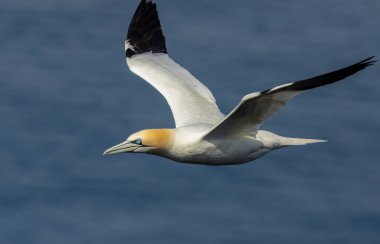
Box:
<box><xmin>103</xmin><ymin>129</ymin><xmax>174</xmax><ymax>156</ymax></box>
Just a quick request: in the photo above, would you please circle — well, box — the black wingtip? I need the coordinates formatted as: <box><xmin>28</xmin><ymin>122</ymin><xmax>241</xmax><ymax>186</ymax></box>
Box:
<box><xmin>261</xmin><ymin>56</ymin><xmax>376</xmax><ymax>95</ymax></box>
<box><xmin>125</xmin><ymin>0</ymin><xmax>167</xmax><ymax>58</ymax></box>
<box><xmin>351</xmin><ymin>56</ymin><xmax>377</xmax><ymax>74</ymax></box>
<box><xmin>358</xmin><ymin>56</ymin><xmax>377</xmax><ymax>67</ymax></box>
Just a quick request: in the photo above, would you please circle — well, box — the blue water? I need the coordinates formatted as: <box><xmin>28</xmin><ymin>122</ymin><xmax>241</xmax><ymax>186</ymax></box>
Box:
<box><xmin>1</xmin><ymin>0</ymin><xmax>380</xmax><ymax>243</ymax></box>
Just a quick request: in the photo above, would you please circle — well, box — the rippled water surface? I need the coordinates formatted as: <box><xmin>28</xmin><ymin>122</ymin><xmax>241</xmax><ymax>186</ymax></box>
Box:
<box><xmin>1</xmin><ymin>0</ymin><xmax>380</xmax><ymax>243</ymax></box>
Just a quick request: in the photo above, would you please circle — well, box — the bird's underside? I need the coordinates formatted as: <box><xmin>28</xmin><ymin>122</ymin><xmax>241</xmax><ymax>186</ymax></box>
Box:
<box><xmin>103</xmin><ymin>0</ymin><xmax>376</xmax><ymax>165</ymax></box>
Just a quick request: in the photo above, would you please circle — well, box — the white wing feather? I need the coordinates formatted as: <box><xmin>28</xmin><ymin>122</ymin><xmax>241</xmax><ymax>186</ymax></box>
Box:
<box><xmin>127</xmin><ymin>53</ymin><xmax>224</xmax><ymax>127</ymax></box>
<box><xmin>204</xmin><ymin>57</ymin><xmax>375</xmax><ymax>139</ymax></box>
<box><xmin>125</xmin><ymin>1</ymin><xmax>224</xmax><ymax>128</ymax></box>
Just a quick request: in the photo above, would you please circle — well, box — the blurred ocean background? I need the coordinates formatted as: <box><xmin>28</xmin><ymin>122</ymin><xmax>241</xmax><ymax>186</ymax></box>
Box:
<box><xmin>1</xmin><ymin>0</ymin><xmax>379</xmax><ymax>243</ymax></box>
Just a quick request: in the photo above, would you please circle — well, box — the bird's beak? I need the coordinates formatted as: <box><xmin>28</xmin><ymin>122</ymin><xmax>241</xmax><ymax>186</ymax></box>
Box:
<box><xmin>103</xmin><ymin>140</ymin><xmax>142</xmax><ymax>155</ymax></box>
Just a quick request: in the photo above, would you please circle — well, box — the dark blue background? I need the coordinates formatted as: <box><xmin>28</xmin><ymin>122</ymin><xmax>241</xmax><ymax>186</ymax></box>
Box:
<box><xmin>1</xmin><ymin>0</ymin><xmax>379</xmax><ymax>243</ymax></box>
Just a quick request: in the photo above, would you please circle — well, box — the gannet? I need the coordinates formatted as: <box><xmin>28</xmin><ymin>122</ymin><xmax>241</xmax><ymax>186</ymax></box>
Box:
<box><xmin>104</xmin><ymin>0</ymin><xmax>375</xmax><ymax>165</ymax></box>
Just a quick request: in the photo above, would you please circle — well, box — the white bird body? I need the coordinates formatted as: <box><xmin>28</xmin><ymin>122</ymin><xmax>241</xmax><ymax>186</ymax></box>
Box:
<box><xmin>143</xmin><ymin>128</ymin><xmax>323</xmax><ymax>165</ymax></box>
<box><xmin>162</xmin><ymin>126</ymin><xmax>264</xmax><ymax>165</ymax></box>
<box><xmin>103</xmin><ymin>0</ymin><xmax>375</xmax><ymax>165</ymax></box>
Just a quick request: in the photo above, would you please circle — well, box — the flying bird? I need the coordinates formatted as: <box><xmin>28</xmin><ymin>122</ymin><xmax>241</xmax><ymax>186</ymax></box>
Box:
<box><xmin>104</xmin><ymin>0</ymin><xmax>375</xmax><ymax>165</ymax></box>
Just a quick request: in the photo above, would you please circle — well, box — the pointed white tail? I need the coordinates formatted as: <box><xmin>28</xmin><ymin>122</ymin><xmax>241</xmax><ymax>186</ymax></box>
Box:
<box><xmin>283</xmin><ymin>137</ymin><xmax>327</xmax><ymax>146</ymax></box>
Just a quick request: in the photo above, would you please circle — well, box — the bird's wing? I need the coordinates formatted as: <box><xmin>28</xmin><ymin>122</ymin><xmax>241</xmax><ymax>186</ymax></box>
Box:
<box><xmin>204</xmin><ymin>57</ymin><xmax>376</xmax><ymax>139</ymax></box>
<box><xmin>125</xmin><ymin>0</ymin><xmax>224</xmax><ymax>128</ymax></box>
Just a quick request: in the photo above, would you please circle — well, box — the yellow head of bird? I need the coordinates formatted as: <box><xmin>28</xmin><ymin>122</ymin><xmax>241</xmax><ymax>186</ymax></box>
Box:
<box><xmin>103</xmin><ymin>129</ymin><xmax>174</xmax><ymax>155</ymax></box>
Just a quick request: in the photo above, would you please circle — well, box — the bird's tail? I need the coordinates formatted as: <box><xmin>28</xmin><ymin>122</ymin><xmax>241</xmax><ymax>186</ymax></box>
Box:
<box><xmin>282</xmin><ymin>137</ymin><xmax>327</xmax><ymax>146</ymax></box>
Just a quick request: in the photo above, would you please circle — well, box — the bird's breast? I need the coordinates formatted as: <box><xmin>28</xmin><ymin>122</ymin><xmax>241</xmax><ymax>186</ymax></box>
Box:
<box><xmin>165</xmin><ymin>136</ymin><xmax>265</xmax><ymax>165</ymax></box>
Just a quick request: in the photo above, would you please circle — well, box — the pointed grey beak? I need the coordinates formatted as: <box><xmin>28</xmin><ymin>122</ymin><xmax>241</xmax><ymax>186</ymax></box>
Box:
<box><xmin>103</xmin><ymin>140</ymin><xmax>142</xmax><ymax>155</ymax></box>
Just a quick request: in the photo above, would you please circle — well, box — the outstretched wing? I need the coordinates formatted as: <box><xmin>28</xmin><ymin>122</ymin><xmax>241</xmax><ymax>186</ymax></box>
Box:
<box><xmin>125</xmin><ymin>0</ymin><xmax>224</xmax><ymax>128</ymax></box>
<box><xmin>204</xmin><ymin>57</ymin><xmax>376</xmax><ymax>139</ymax></box>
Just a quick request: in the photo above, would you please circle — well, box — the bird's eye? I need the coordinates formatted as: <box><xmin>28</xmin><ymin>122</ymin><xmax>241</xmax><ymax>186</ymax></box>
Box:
<box><xmin>134</xmin><ymin>138</ymin><xmax>142</xmax><ymax>145</ymax></box>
